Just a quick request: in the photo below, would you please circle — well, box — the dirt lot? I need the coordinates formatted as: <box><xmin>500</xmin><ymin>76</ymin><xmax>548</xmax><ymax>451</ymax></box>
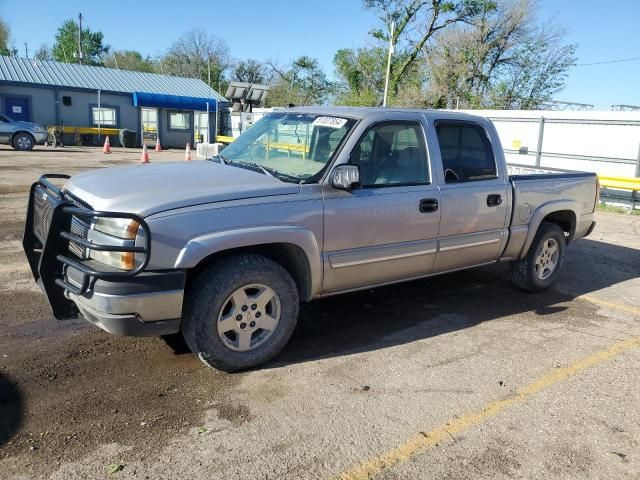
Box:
<box><xmin>1</xmin><ymin>146</ymin><xmax>639</xmax><ymax>480</ymax></box>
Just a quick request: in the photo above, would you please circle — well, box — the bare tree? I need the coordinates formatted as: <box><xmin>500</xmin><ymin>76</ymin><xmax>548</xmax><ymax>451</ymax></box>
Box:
<box><xmin>232</xmin><ymin>59</ymin><xmax>269</xmax><ymax>84</ymax></box>
<box><xmin>34</xmin><ymin>44</ymin><xmax>52</xmax><ymax>61</ymax></box>
<box><xmin>161</xmin><ymin>28</ymin><xmax>231</xmax><ymax>91</ymax></box>
<box><xmin>425</xmin><ymin>0</ymin><xmax>576</xmax><ymax>109</ymax></box>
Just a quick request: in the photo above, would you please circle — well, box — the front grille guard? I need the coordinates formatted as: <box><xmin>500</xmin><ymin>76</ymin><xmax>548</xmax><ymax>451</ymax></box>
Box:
<box><xmin>23</xmin><ymin>174</ymin><xmax>151</xmax><ymax>319</ymax></box>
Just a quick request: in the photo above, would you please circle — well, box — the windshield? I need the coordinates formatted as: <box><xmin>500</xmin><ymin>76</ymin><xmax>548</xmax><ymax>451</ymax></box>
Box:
<box><xmin>218</xmin><ymin>112</ymin><xmax>356</xmax><ymax>183</ymax></box>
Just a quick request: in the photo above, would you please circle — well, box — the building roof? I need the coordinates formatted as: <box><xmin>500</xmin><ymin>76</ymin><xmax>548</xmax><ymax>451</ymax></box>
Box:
<box><xmin>0</xmin><ymin>55</ymin><xmax>225</xmax><ymax>101</ymax></box>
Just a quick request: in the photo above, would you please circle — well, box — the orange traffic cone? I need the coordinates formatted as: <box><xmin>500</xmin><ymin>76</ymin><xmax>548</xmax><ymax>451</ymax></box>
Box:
<box><xmin>155</xmin><ymin>136</ymin><xmax>161</xmax><ymax>152</ymax></box>
<box><xmin>185</xmin><ymin>143</ymin><xmax>192</xmax><ymax>161</ymax></box>
<box><xmin>140</xmin><ymin>144</ymin><xmax>150</xmax><ymax>163</ymax></box>
<box><xmin>103</xmin><ymin>136</ymin><xmax>112</xmax><ymax>154</ymax></box>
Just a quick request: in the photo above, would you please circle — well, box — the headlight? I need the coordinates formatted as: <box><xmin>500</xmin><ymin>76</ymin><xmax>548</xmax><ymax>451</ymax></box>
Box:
<box><xmin>89</xmin><ymin>218</ymin><xmax>141</xmax><ymax>270</ymax></box>
<box><xmin>94</xmin><ymin>218</ymin><xmax>139</xmax><ymax>239</ymax></box>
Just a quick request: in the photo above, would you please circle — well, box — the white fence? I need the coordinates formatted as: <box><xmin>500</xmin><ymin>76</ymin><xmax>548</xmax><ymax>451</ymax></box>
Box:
<box><xmin>460</xmin><ymin>110</ymin><xmax>640</xmax><ymax>178</ymax></box>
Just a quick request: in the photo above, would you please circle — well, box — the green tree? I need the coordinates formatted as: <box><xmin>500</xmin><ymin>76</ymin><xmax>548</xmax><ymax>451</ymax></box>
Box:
<box><xmin>104</xmin><ymin>50</ymin><xmax>156</xmax><ymax>73</ymax></box>
<box><xmin>266</xmin><ymin>56</ymin><xmax>333</xmax><ymax>107</ymax></box>
<box><xmin>232</xmin><ymin>59</ymin><xmax>269</xmax><ymax>84</ymax></box>
<box><xmin>333</xmin><ymin>47</ymin><xmax>387</xmax><ymax>105</ymax></box>
<box><xmin>0</xmin><ymin>17</ymin><xmax>12</xmax><ymax>56</ymax></box>
<box><xmin>52</xmin><ymin>19</ymin><xmax>109</xmax><ymax>65</ymax></box>
<box><xmin>364</xmin><ymin>0</ymin><xmax>496</xmax><ymax>96</ymax></box>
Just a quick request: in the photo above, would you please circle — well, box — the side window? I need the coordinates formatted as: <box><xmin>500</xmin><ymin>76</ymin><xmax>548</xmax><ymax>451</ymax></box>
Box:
<box><xmin>168</xmin><ymin>111</ymin><xmax>191</xmax><ymax>130</ymax></box>
<box><xmin>435</xmin><ymin>122</ymin><xmax>497</xmax><ymax>183</ymax></box>
<box><xmin>92</xmin><ymin>107</ymin><xmax>117</xmax><ymax>127</ymax></box>
<box><xmin>349</xmin><ymin>122</ymin><xmax>429</xmax><ymax>187</ymax></box>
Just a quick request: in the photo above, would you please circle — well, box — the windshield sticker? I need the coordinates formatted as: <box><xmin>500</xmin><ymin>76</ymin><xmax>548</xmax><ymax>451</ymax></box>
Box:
<box><xmin>312</xmin><ymin>116</ymin><xmax>348</xmax><ymax>129</ymax></box>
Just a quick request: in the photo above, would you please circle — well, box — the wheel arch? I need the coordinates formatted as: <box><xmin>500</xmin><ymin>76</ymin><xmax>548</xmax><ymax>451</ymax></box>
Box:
<box><xmin>176</xmin><ymin>226</ymin><xmax>322</xmax><ymax>301</ymax></box>
<box><xmin>519</xmin><ymin>201</ymin><xmax>578</xmax><ymax>259</ymax></box>
<box><xmin>11</xmin><ymin>130</ymin><xmax>35</xmax><ymax>144</ymax></box>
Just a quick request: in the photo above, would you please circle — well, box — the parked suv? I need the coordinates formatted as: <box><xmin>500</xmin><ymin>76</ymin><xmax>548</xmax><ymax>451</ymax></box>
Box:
<box><xmin>0</xmin><ymin>113</ymin><xmax>47</xmax><ymax>150</ymax></box>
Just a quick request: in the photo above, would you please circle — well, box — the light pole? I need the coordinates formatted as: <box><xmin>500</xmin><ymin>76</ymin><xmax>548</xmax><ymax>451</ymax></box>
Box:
<box><xmin>382</xmin><ymin>20</ymin><xmax>395</xmax><ymax>108</ymax></box>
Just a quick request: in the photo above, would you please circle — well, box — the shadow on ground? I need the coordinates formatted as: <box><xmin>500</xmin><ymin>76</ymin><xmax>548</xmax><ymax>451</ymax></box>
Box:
<box><xmin>266</xmin><ymin>238</ymin><xmax>640</xmax><ymax>367</ymax></box>
<box><xmin>0</xmin><ymin>374</ymin><xmax>23</xmax><ymax>447</ymax></box>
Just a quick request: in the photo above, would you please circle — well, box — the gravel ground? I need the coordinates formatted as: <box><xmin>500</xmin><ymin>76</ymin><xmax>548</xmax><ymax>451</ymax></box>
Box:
<box><xmin>0</xmin><ymin>145</ymin><xmax>639</xmax><ymax>479</ymax></box>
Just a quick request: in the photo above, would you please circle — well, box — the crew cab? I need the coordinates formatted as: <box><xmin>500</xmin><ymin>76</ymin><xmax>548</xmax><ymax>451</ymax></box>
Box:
<box><xmin>24</xmin><ymin>107</ymin><xmax>598</xmax><ymax>371</ymax></box>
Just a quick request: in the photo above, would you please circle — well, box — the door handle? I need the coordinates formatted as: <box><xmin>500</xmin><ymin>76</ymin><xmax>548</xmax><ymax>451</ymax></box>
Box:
<box><xmin>487</xmin><ymin>194</ymin><xmax>502</xmax><ymax>207</ymax></box>
<box><xmin>419</xmin><ymin>198</ymin><xmax>439</xmax><ymax>213</ymax></box>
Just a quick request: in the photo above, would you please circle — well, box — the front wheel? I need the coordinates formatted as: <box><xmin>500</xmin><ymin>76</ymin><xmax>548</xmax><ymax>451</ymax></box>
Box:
<box><xmin>511</xmin><ymin>222</ymin><xmax>565</xmax><ymax>292</ymax></box>
<box><xmin>182</xmin><ymin>254</ymin><xmax>299</xmax><ymax>372</ymax></box>
<box><xmin>13</xmin><ymin>132</ymin><xmax>35</xmax><ymax>151</ymax></box>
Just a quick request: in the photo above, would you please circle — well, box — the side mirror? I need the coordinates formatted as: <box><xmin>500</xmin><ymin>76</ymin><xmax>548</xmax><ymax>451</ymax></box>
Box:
<box><xmin>331</xmin><ymin>164</ymin><xmax>360</xmax><ymax>190</ymax></box>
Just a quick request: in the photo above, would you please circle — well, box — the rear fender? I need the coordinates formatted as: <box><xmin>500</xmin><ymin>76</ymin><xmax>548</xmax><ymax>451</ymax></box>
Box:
<box><xmin>518</xmin><ymin>200</ymin><xmax>578</xmax><ymax>259</ymax></box>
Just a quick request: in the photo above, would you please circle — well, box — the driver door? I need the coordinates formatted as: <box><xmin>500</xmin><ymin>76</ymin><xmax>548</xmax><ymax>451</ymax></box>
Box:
<box><xmin>322</xmin><ymin>117</ymin><xmax>440</xmax><ymax>293</ymax></box>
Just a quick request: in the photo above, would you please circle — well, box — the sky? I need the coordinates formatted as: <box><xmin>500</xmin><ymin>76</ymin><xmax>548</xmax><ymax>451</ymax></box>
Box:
<box><xmin>2</xmin><ymin>0</ymin><xmax>639</xmax><ymax>109</ymax></box>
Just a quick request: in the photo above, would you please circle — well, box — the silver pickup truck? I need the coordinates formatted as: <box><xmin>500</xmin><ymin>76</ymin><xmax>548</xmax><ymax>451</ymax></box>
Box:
<box><xmin>24</xmin><ymin>107</ymin><xmax>598</xmax><ymax>371</ymax></box>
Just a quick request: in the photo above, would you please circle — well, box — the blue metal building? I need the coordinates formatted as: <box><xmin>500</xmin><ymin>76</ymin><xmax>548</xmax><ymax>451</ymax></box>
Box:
<box><xmin>0</xmin><ymin>55</ymin><xmax>228</xmax><ymax>148</ymax></box>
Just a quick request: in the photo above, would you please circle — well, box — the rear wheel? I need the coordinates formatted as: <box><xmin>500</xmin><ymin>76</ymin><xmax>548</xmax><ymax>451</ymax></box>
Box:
<box><xmin>511</xmin><ymin>222</ymin><xmax>565</xmax><ymax>292</ymax></box>
<box><xmin>12</xmin><ymin>132</ymin><xmax>35</xmax><ymax>151</ymax></box>
<box><xmin>182</xmin><ymin>254</ymin><xmax>299</xmax><ymax>371</ymax></box>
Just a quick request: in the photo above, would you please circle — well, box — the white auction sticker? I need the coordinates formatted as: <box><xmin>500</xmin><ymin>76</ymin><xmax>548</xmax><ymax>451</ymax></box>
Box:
<box><xmin>312</xmin><ymin>116</ymin><xmax>348</xmax><ymax>129</ymax></box>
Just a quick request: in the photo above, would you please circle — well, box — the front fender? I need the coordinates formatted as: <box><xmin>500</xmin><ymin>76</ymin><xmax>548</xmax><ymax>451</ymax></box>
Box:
<box><xmin>518</xmin><ymin>200</ymin><xmax>578</xmax><ymax>259</ymax></box>
<box><xmin>174</xmin><ymin>225</ymin><xmax>323</xmax><ymax>298</ymax></box>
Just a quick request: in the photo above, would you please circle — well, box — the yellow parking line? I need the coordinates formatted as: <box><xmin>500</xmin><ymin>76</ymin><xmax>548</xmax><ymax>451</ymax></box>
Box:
<box><xmin>335</xmin><ymin>335</ymin><xmax>640</xmax><ymax>480</ymax></box>
<box><xmin>579</xmin><ymin>295</ymin><xmax>640</xmax><ymax>317</ymax></box>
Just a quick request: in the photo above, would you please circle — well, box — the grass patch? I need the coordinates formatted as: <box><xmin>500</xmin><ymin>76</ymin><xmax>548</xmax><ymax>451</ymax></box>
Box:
<box><xmin>596</xmin><ymin>204</ymin><xmax>640</xmax><ymax>215</ymax></box>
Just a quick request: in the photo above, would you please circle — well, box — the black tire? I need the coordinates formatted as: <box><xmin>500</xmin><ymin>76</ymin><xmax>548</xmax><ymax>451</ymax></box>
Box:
<box><xmin>511</xmin><ymin>222</ymin><xmax>565</xmax><ymax>292</ymax></box>
<box><xmin>182</xmin><ymin>254</ymin><xmax>299</xmax><ymax>372</ymax></box>
<box><xmin>12</xmin><ymin>132</ymin><xmax>35</xmax><ymax>151</ymax></box>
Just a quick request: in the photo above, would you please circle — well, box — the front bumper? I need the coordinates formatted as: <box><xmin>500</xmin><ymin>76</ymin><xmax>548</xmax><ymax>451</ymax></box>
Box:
<box><xmin>23</xmin><ymin>174</ymin><xmax>183</xmax><ymax>336</ymax></box>
<box><xmin>65</xmin><ymin>268</ymin><xmax>184</xmax><ymax>336</ymax></box>
<box><xmin>33</xmin><ymin>131</ymin><xmax>48</xmax><ymax>144</ymax></box>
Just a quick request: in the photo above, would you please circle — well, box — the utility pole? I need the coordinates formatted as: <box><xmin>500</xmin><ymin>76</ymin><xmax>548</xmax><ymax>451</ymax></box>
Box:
<box><xmin>24</xmin><ymin>42</ymin><xmax>29</xmax><ymax>59</ymax></box>
<box><xmin>78</xmin><ymin>12</ymin><xmax>83</xmax><ymax>64</ymax></box>
<box><xmin>382</xmin><ymin>20</ymin><xmax>395</xmax><ymax>108</ymax></box>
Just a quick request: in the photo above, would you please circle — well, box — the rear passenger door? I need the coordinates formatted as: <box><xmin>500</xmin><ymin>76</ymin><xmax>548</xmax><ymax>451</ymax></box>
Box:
<box><xmin>322</xmin><ymin>117</ymin><xmax>440</xmax><ymax>293</ymax></box>
<box><xmin>430</xmin><ymin>120</ymin><xmax>510</xmax><ymax>272</ymax></box>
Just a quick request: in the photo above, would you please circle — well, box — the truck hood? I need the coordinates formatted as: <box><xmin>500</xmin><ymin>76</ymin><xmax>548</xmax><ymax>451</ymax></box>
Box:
<box><xmin>64</xmin><ymin>161</ymin><xmax>301</xmax><ymax>216</ymax></box>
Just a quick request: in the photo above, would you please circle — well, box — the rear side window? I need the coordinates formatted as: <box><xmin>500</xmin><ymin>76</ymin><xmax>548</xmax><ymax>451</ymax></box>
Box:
<box><xmin>435</xmin><ymin>121</ymin><xmax>497</xmax><ymax>183</ymax></box>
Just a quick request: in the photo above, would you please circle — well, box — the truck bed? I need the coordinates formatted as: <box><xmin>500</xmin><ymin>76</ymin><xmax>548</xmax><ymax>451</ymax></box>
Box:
<box><xmin>501</xmin><ymin>171</ymin><xmax>598</xmax><ymax>260</ymax></box>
